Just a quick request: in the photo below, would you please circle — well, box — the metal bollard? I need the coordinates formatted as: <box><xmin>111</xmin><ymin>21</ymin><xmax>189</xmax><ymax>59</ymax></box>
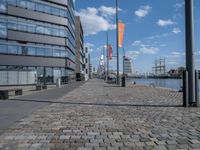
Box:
<box><xmin>183</xmin><ymin>70</ymin><xmax>189</xmax><ymax>107</ymax></box>
<box><xmin>121</xmin><ymin>76</ymin><xmax>126</xmax><ymax>87</ymax></box>
<box><xmin>195</xmin><ymin>70</ymin><xmax>199</xmax><ymax>106</ymax></box>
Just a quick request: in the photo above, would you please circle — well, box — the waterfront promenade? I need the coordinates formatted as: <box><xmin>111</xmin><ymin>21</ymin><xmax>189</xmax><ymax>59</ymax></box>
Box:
<box><xmin>0</xmin><ymin>79</ymin><xmax>200</xmax><ymax>150</ymax></box>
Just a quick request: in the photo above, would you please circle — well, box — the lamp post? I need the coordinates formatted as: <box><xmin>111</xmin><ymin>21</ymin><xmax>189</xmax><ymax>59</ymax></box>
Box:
<box><xmin>116</xmin><ymin>0</ymin><xmax>119</xmax><ymax>84</ymax></box>
<box><xmin>185</xmin><ymin>0</ymin><xmax>196</xmax><ymax>105</ymax></box>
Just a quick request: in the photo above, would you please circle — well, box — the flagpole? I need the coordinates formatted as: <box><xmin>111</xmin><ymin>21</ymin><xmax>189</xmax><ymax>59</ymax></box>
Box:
<box><xmin>106</xmin><ymin>31</ymin><xmax>109</xmax><ymax>82</ymax></box>
<box><xmin>116</xmin><ymin>0</ymin><xmax>119</xmax><ymax>84</ymax></box>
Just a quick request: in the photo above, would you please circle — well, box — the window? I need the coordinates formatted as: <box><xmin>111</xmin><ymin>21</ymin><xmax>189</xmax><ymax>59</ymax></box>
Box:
<box><xmin>17</xmin><ymin>46</ymin><xmax>22</xmax><ymax>54</ymax></box>
<box><xmin>36</xmin><ymin>26</ymin><xmax>44</xmax><ymax>34</ymax></box>
<box><xmin>52</xmin><ymin>7</ymin><xmax>60</xmax><ymax>16</ymax></box>
<box><xmin>60</xmin><ymin>9</ymin><xmax>65</xmax><ymax>17</ymax></box>
<box><xmin>8</xmin><ymin>45</ymin><xmax>18</xmax><ymax>54</ymax></box>
<box><xmin>36</xmin><ymin>3</ymin><xmax>44</xmax><ymax>12</ymax></box>
<box><xmin>44</xmin><ymin>27</ymin><xmax>51</xmax><ymax>35</ymax></box>
<box><xmin>0</xmin><ymin>21</ymin><xmax>7</xmax><ymax>37</ymax></box>
<box><xmin>60</xmin><ymin>51</ymin><xmax>66</xmax><ymax>58</ymax></box>
<box><xmin>45</xmin><ymin>49</ymin><xmax>53</xmax><ymax>57</ymax></box>
<box><xmin>0</xmin><ymin>1</ymin><xmax>6</xmax><ymax>12</ymax></box>
<box><xmin>36</xmin><ymin>47</ymin><xmax>45</xmax><ymax>56</ymax></box>
<box><xmin>18</xmin><ymin>22</ymin><xmax>27</xmax><ymax>31</ymax></box>
<box><xmin>52</xmin><ymin>28</ymin><xmax>60</xmax><ymax>36</ymax></box>
<box><xmin>17</xmin><ymin>0</ymin><xmax>26</xmax><ymax>8</ymax></box>
<box><xmin>59</xmin><ymin>28</ymin><xmax>65</xmax><ymax>37</ymax></box>
<box><xmin>0</xmin><ymin>44</ymin><xmax>7</xmax><ymax>53</ymax></box>
<box><xmin>8</xmin><ymin>20</ymin><xmax>17</xmax><ymax>30</ymax></box>
<box><xmin>44</xmin><ymin>5</ymin><xmax>51</xmax><ymax>14</ymax></box>
<box><xmin>27</xmin><ymin>23</ymin><xmax>35</xmax><ymax>33</ymax></box>
<box><xmin>8</xmin><ymin>0</ymin><xmax>17</xmax><ymax>6</ymax></box>
<box><xmin>53</xmin><ymin>50</ymin><xmax>60</xmax><ymax>57</ymax></box>
<box><xmin>27</xmin><ymin>1</ymin><xmax>35</xmax><ymax>10</ymax></box>
<box><xmin>22</xmin><ymin>46</ymin><xmax>28</xmax><ymax>55</ymax></box>
<box><xmin>28</xmin><ymin>47</ymin><xmax>36</xmax><ymax>55</ymax></box>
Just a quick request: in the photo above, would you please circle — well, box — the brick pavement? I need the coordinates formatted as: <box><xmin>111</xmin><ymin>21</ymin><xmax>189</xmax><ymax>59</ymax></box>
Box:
<box><xmin>0</xmin><ymin>79</ymin><xmax>200</xmax><ymax>150</ymax></box>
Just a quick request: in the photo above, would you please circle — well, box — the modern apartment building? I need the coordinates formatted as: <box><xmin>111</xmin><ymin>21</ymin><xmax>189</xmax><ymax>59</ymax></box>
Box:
<box><xmin>0</xmin><ymin>0</ymin><xmax>76</xmax><ymax>86</ymax></box>
<box><xmin>75</xmin><ymin>16</ymin><xmax>84</xmax><ymax>81</ymax></box>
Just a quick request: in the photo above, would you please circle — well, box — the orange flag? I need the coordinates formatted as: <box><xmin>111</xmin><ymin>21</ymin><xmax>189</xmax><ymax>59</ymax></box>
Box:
<box><xmin>118</xmin><ymin>21</ymin><xmax>125</xmax><ymax>48</ymax></box>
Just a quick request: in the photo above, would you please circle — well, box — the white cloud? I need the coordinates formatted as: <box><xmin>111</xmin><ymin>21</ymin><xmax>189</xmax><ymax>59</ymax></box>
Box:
<box><xmin>156</xmin><ymin>19</ymin><xmax>174</xmax><ymax>27</ymax></box>
<box><xmin>135</xmin><ymin>5</ymin><xmax>151</xmax><ymax>18</ymax></box>
<box><xmin>76</xmin><ymin>6</ymin><xmax>116</xmax><ymax>36</ymax></box>
<box><xmin>174</xmin><ymin>2</ymin><xmax>184</xmax><ymax>11</ymax></box>
<box><xmin>99</xmin><ymin>6</ymin><xmax>121</xmax><ymax>19</ymax></box>
<box><xmin>140</xmin><ymin>45</ymin><xmax>159</xmax><ymax>54</ymax></box>
<box><xmin>126</xmin><ymin>51</ymin><xmax>140</xmax><ymax>59</ymax></box>
<box><xmin>132</xmin><ymin>40</ymin><xmax>142</xmax><ymax>46</ymax></box>
<box><xmin>172</xmin><ymin>28</ymin><xmax>181</xmax><ymax>34</ymax></box>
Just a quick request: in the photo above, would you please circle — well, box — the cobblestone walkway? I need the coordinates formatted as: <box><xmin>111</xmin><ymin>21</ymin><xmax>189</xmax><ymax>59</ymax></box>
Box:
<box><xmin>0</xmin><ymin>79</ymin><xmax>200</xmax><ymax>150</ymax></box>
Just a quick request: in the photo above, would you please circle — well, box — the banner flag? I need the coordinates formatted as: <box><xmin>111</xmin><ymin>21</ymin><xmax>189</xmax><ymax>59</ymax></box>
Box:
<box><xmin>108</xmin><ymin>45</ymin><xmax>113</xmax><ymax>60</ymax></box>
<box><xmin>118</xmin><ymin>21</ymin><xmax>125</xmax><ymax>48</ymax></box>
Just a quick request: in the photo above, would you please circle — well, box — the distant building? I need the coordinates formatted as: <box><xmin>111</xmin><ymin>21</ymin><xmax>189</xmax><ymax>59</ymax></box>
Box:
<box><xmin>75</xmin><ymin>16</ymin><xmax>84</xmax><ymax>81</ymax></box>
<box><xmin>84</xmin><ymin>47</ymin><xmax>89</xmax><ymax>81</ymax></box>
<box><xmin>124</xmin><ymin>57</ymin><xmax>132</xmax><ymax>76</ymax></box>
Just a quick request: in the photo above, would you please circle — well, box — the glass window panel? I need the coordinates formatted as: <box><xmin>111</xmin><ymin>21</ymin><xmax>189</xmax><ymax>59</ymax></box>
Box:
<box><xmin>44</xmin><ymin>5</ymin><xmax>51</xmax><ymax>14</ymax></box>
<box><xmin>36</xmin><ymin>47</ymin><xmax>44</xmax><ymax>56</ymax></box>
<box><xmin>60</xmin><ymin>9</ymin><xmax>65</xmax><ymax>17</ymax></box>
<box><xmin>0</xmin><ymin>44</ymin><xmax>7</xmax><ymax>53</ymax></box>
<box><xmin>27</xmin><ymin>24</ymin><xmax>35</xmax><ymax>33</ymax></box>
<box><xmin>45</xmin><ymin>49</ymin><xmax>53</xmax><ymax>56</ymax></box>
<box><xmin>22</xmin><ymin>46</ymin><xmax>28</xmax><ymax>55</ymax></box>
<box><xmin>27</xmin><ymin>71</ymin><xmax>37</xmax><ymax>84</ymax></box>
<box><xmin>52</xmin><ymin>28</ymin><xmax>59</xmax><ymax>36</ymax></box>
<box><xmin>7</xmin><ymin>0</ymin><xmax>17</xmax><ymax>6</ymax></box>
<box><xmin>28</xmin><ymin>47</ymin><xmax>36</xmax><ymax>55</ymax></box>
<box><xmin>44</xmin><ymin>27</ymin><xmax>51</xmax><ymax>35</ymax></box>
<box><xmin>53</xmin><ymin>50</ymin><xmax>60</xmax><ymax>57</ymax></box>
<box><xmin>17</xmin><ymin>0</ymin><xmax>26</xmax><ymax>8</ymax></box>
<box><xmin>0</xmin><ymin>71</ymin><xmax>7</xmax><ymax>85</ymax></box>
<box><xmin>59</xmin><ymin>29</ymin><xmax>65</xmax><ymax>37</ymax></box>
<box><xmin>18</xmin><ymin>46</ymin><xmax>22</xmax><ymax>54</ymax></box>
<box><xmin>0</xmin><ymin>21</ymin><xmax>7</xmax><ymax>37</ymax></box>
<box><xmin>0</xmin><ymin>1</ymin><xmax>6</xmax><ymax>13</ymax></box>
<box><xmin>36</xmin><ymin>3</ymin><xmax>44</xmax><ymax>12</ymax></box>
<box><xmin>19</xmin><ymin>71</ymin><xmax>28</xmax><ymax>84</ymax></box>
<box><xmin>8</xmin><ymin>71</ymin><xmax>18</xmax><ymax>85</ymax></box>
<box><xmin>60</xmin><ymin>51</ymin><xmax>66</xmax><ymax>57</ymax></box>
<box><xmin>36</xmin><ymin>26</ymin><xmax>44</xmax><ymax>34</ymax></box>
<box><xmin>27</xmin><ymin>1</ymin><xmax>35</xmax><ymax>10</ymax></box>
<box><xmin>52</xmin><ymin>7</ymin><xmax>59</xmax><ymax>16</ymax></box>
<box><xmin>8</xmin><ymin>45</ymin><xmax>18</xmax><ymax>54</ymax></box>
<box><xmin>45</xmin><ymin>67</ymin><xmax>53</xmax><ymax>84</ymax></box>
<box><xmin>8</xmin><ymin>20</ymin><xmax>17</xmax><ymax>30</ymax></box>
<box><xmin>18</xmin><ymin>22</ymin><xmax>27</xmax><ymax>31</ymax></box>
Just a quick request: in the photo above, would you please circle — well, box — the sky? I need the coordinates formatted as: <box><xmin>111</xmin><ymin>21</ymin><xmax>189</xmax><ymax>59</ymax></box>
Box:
<box><xmin>75</xmin><ymin>0</ymin><xmax>200</xmax><ymax>74</ymax></box>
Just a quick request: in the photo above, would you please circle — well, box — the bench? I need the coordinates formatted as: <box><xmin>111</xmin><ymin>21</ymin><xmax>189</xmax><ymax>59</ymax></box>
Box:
<box><xmin>0</xmin><ymin>88</ymin><xmax>23</xmax><ymax>99</ymax></box>
<box><xmin>35</xmin><ymin>85</ymin><xmax>47</xmax><ymax>91</ymax></box>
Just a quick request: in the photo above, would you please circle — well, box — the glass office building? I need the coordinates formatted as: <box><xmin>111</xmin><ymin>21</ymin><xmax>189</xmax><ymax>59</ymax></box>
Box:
<box><xmin>0</xmin><ymin>0</ymin><xmax>76</xmax><ymax>85</ymax></box>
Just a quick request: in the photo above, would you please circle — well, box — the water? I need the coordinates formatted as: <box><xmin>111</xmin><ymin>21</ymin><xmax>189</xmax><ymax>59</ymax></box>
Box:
<box><xmin>127</xmin><ymin>78</ymin><xmax>200</xmax><ymax>92</ymax></box>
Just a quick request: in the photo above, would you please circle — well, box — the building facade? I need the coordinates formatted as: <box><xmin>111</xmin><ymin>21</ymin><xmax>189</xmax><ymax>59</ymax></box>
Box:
<box><xmin>75</xmin><ymin>16</ymin><xmax>84</xmax><ymax>81</ymax></box>
<box><xmin>124</xmin><ymin>57</ymin><xmax>132</xmax><ymax>76</ymax></box>
<box><xmin>84</xmin><ymin>47</ymin><xmax>89</xmax><ymax>81</ymax></box>
<box><xmin>0</xmin><ymin>0</ymin><xmax>76</xmax><ymax>85</ymax></box>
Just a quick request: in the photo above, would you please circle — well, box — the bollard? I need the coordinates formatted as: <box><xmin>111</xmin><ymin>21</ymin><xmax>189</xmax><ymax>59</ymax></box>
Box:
<box><xmin>121</xmin><ymin>76</ymin><xmax>126</xmax><ymax>87</ymax></box>
<box><xmin>195</xmin><ymin>70</ymin><xmax>199</xmax><ymax>106</ymax></box>
<box><xmin>183</xmin><ymin>70</ymin><xmax>189</xmax><ymax>107</ymax></box>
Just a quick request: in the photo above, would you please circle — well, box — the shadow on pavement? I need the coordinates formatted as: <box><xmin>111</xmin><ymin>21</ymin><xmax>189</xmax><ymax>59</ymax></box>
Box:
<box><xmin>8</xmin><ymin>99</ymin><xmax>183</xmax><ymax>108</ymax></box>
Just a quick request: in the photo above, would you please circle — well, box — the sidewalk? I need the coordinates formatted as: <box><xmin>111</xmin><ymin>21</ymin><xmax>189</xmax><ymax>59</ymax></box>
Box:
<box><xmin>0</xmin><ymin>79</ymin><xmax>200</xmax><ymax>150</ymax></box>
<box><xmin>0</xmin><ymin>81</ymin><xmax>85</xmax><ymax>135</ymax></box>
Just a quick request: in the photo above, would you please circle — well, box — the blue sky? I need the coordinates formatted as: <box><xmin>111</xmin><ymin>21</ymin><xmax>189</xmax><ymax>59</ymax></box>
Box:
<box><xmin>75</xmin><ymin>0</ymin><xmax>200</xmax><ymax>74</ymax></box>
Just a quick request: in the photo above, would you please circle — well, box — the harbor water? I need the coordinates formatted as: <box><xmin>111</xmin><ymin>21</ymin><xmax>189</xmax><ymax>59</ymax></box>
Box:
<box><xmin>127</xmin><ymin>78</ymin><xmax>200</xmax><ymax>92</ymax></box>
